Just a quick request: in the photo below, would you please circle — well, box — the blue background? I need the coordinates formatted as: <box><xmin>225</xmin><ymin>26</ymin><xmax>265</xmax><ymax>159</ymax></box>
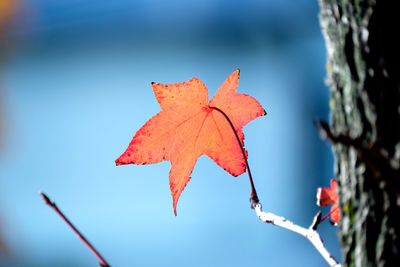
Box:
<box><xmin>0</xmin><ymin>0</ymin><xmax>340</xmax><ymax>266</ymax></box>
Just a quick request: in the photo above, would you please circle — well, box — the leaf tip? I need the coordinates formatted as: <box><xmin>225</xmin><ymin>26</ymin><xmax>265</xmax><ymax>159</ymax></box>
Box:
<box><xmin>173</xmin><ymin>197</ymin><xmax>178</xmax><ymax>216</ymax></box>
<box><xmin>115</xmin><ymin>155</ymin><xmax>129</xmax><ymax>166</ymax></box>
<box><xmin>262</xmin><ymin>109</ymin><xmax>267</xmax><ymax>116</ymax></box>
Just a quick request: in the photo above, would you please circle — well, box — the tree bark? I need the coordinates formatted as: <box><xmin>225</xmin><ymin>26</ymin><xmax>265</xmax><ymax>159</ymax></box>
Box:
<box><xmin>318</xmin><ymin>0</ymin><xmax>400</xmax><ymax>266</ymax></box>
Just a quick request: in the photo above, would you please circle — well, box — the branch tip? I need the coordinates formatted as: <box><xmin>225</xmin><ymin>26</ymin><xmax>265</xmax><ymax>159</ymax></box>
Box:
<box><xmin>39</xmin><ymin>191</ymin><xmax>52</xmax><ymax>206</ymax></box>
<box><xmin>311</xmin><ymin>211</ymin><xmax>322</xmax><ymax>230</ymax></box>
<box><xmin>314</xmin><ymin>120</ymin><xmax>333</xmax><ymax>141</ymax></box>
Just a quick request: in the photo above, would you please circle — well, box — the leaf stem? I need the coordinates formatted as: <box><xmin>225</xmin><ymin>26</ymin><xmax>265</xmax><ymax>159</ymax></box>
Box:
<box><xmin>40</xmin><ymin>191</ymin><xmax>110</xmax><ymax>267</ymax></box>
<box><xmin>320</xmin><ymin>206</ymin><xmax>339</xmax><ymax>224</ymax></box>
<box><xmin>209</xmin><ymin>106</ymin><xmax>259</xmax><ymax>207</ymax></box>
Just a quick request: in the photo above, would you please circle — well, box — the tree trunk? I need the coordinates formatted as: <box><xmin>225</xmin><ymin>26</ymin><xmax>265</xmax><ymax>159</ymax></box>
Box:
<box><xmin>318</xmin><ymin>0</ymin><xmax>400</xmax><ymax>266</ymax></box>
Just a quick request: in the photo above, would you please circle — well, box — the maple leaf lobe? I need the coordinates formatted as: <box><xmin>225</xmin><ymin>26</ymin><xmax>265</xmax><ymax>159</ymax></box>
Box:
<box><xmin>316</xmin><ymin>179</ymin><xmax>341</xmax><ymax>224</ymax></box>
<box><xmin>116</xmin><ymin>70</ymin><xmax>265</xmax><ymax>215</ymax></box>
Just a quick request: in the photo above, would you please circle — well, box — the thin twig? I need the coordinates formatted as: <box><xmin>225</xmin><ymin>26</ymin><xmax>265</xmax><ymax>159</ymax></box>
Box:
<box><xmin>315</xmin><ymin>120</ymin><xmax>399</xmax><ymax>178</ymax></box>
<box><xmin>40</xmin><ymin>191</ymin><xmax>110</xmax><ymax>267</ymax></box>
<box><xmin>254</xmin><ymin>203</ymin><xmax>341</xmax><ymax>267</ymax></box>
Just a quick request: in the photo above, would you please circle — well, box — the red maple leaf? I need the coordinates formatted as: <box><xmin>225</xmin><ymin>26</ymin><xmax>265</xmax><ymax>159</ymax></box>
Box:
<box><xmin>316</xmin><ymin>179</ymin><xmax>340</xmax><ymax>225</ymax></box>
<box><xmin>116</xmin><ymin>70</ymin><xmax>265</xmax><ymax>215</ymax></box>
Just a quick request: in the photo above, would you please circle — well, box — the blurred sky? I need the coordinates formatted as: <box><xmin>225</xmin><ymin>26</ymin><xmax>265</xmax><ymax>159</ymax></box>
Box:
<box><xmin>0</xmin><ymin>0</ymin><xmax>340</xmax><ymax>266</ymax></box>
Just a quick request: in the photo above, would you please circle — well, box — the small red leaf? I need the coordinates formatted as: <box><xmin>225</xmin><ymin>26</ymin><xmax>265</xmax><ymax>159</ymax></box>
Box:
<box><xmin>316</xmin><ymin>179</ymin><xmax>341</xmax><ymax>225</ymax></box>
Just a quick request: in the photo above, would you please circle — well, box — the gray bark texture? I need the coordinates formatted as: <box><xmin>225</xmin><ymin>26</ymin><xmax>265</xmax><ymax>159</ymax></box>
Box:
<box><xmin>318</xmin><ymin>0</ymin><xmax>400</xmax><ymax>266</ymax></box>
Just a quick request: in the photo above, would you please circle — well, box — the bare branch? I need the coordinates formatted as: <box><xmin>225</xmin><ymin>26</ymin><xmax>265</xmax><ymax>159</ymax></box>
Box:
<box><xmin>40</xmin><ymin>191</ymin><xmax>110</xmax><ymax>267</ymax></box>
<box><xmin>254</xmin><ymin>203</ymin><xmax>341</xmax><ymax>267</ymax></box>
<box><xmin>316</xmin><ymin>120</ymin><xmax>400</xmax><ymax>179</ymax></box>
